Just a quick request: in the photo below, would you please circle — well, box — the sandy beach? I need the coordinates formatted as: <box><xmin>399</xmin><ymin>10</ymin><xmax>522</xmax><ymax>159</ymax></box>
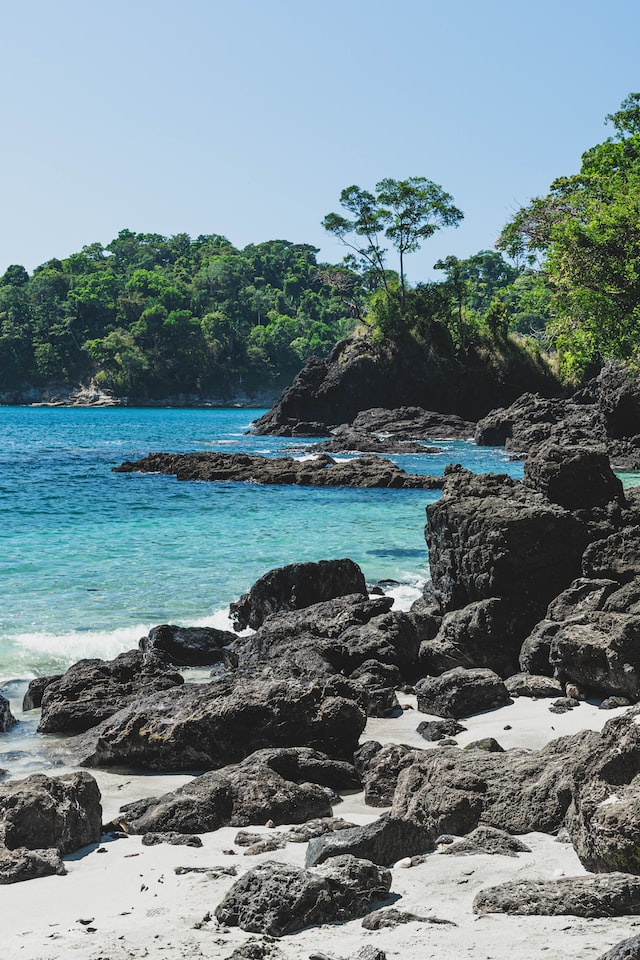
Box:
<box><xmin>3</xmin><ymin>695</ymin><xmax>637</xmax><ymax>960</ymax></box>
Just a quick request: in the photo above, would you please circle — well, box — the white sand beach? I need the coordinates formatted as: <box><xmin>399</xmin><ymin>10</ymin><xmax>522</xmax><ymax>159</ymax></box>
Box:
<box><xmin>3</xmin><ymin>696</ymin><xmax>637</xmax><ymax>960</ymax></box>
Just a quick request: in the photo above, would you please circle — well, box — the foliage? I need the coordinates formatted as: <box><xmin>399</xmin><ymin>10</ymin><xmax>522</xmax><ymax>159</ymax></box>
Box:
<box><xmin>0</xmin><ymin>231</ymin><xmax>364</xmax><ymax>397</ymax></box>
<box><xmin>322</xmin><ymin>177</ymin><xmax>463</xmax><ymax>315</ymax></box>
<box><xmin>498</xmin><ymin>93</ymin><xmax>640</xmax><ymax>383</ymax></box>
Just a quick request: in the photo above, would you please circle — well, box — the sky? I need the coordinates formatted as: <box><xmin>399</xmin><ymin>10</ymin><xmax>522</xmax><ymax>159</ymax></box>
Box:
<box><xmin>1</xmin><ymin>0</ymin><xmax>639</xmax><ymax>282</ymax></box>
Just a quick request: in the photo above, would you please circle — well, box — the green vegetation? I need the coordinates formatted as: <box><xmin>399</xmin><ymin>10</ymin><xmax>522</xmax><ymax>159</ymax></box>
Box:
<box><xmin>5</xmin><ymin>96</ymin><xmax>640</xmax><ymax>401</ymax></box>
<box><xmin>499</xmin><ymin>93</ymin><xmax>640</xmax><ymax>383</ymax></box>
<box><xmin>0</xmin><ymin>233</ymin><xmax>365</xmax><ymax>398</ymax></box>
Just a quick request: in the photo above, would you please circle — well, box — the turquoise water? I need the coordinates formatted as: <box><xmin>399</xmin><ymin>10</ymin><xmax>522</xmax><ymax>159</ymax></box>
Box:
<box><xmin>1</xmin><ymin>406</ymin><xmax>522</xmax><ymax>680</ymax></box>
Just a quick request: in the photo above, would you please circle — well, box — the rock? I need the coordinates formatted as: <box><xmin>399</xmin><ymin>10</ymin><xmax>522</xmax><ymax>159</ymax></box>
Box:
<box><xmin>76</xmin><ymin>675</ymin><xmax>366</xmax><ymax>772</ymax></box>
<box><xmin>600</xmin><ymin>697</ymin><xmax>632</xmax><ymax>709</ymax></box>
<box><xmin>475</xmin><ymin>393</ymin><xmax>603</xmax><ymax>457</ymax></box>
<box><xmin>335</xmin><ymin>612</ymin><xmax>421</xmax><ymax>680</ymax></box>
<box><xmin>518</xmin><ymin>620</ymin><xmax>562</xmax><ymax>676</ymax></box>
<box><xmin>0</xmin><ymin>772</ymin><xmax>102</xmax><ymax>854</ymax></box>
<box><xmin>22</xmin><ymin>675</ymin><xmax>62</xmax><ymax>711</ymax></box>
<box><xmin>415</xmin><ymin>667</ymin><xmax>510</xmax><ymax>719</ymax></box>
<box><xmin>308</xmin><ymin>426</ymin><xmax>440</xmax><ymax>455</ymax></box>
<box><xmin>463</xmin><ymin>737</ymin><xmax>504</xmax><ymax>753</ymax></box>
<box><xmin>216</xmin><ymin>854</ymin><xmax>391</xmax><ymax>936</ymax></box>
<box><xmin>354</xmin><ymin>742</ymin><xmax>421</xmax><ymax>807</ymax></box>
<box><xmin>350</xmin><ymin>407</ymin><xmax>476</xmax><ymax>440</ymax></box>
<box><xmin>564</xmin><ymin>706</ymin><xmax>640</xmax><ymax>873</ymax></box>
<box><xmin>548</xmin><ymin>611</ymin><xmax>640</xmax><ymax>700</ymax></box>
<box><xmin>439</xmin><ymin>825</ymin><xmax>530</xmax><ymax>857</ymax></box>
<box><xmin>0</xmin><ymin>846</ymin><xmax>66</xmax><ymax>884</ymax></box>
<box><xmin>349</xmin><ymin>947</ymin><xmax>387</xmax><ymax>960</ymax></box>
<box><xmin>416</xmin><ymin>719</ymin><xmax>466</xmax><ymax>741</ymax></box>
<box><xmin>391</xmin><ymin>731</ymin><xmax>594</xmax><ymax>836</ymax></box>
<box><xmin>425</xmin><ymin>465</ymin><xmax>587</xmax><ymax>615</ymax></box>
<box><xmin>504</xmin><ymin>673</ymin><xmax>563</xmax><ymax>698</ymax></box>
<box><xmin>115</xmin><ymin>451</ymin><xmax>444</xmax><ymax>492</ymax></box>
<box><xmin>140</xmin><ymin>624</ymin><xmax>236</xmax><ymax>666</ymax></box>
<box><xmin>0</xmin><ymin>695</ymin><xmax>17</xmax><ymax>732</ymax></box>
<box><xmin>598</xmin><ymin>362</ymin><xmax>640</xmax><ymax>439</ymax></box>
<box><xmin>305</xmin><ymin>814</ymin><xmax>435</xmax><ymax>867</ymax></box>
<box><xmin>473</xmin><ymin>874</ymin><xmax>640</xmax><ymax>917</ymax></box>
<box><xmin>419</xmin><ymin>598</ymin><xmax>536</xmax><ymax>677</ymax></box>
<box><xmin>114</xmin><ymin>747</ymin><xmax>359</xmax><ymax>834</ymax></box>
<box><xmin>141</xmin><ymin>832</ymin><xmax>203</xmax><ymax>847</ymax></box>
<box><xmin>361</xmin><ymin>907</ymin><xmax>451</xmax><ymax>929</ymax></box>
<box><xmin>230</xmin><ymin>559</ymin><xmax>367</xmax><ymax>631</ymax></box>
<box><xmin>248</xmin><ymin>327</ymin><xmax>556</xmax><ymax>436</ymax></box>
<box><xmin>546</xmin><ymin>578</ymin><xmax>620</xmax><ymax>621</ymax></box>
<box><xmin>38</xmin><ymin>650</ymin><xmax>184</xmax><ymax>734</ymax></box>
<box><xmin>596</xmin><ymin>933</ymin><xmax>640</xmax><ymax>960</ymax></box>
<box><xmin>227</xmin><ymin>938</ymin><xmax>285</xmax><ymax>960</ymax></box>
<box><xmin>523</xmin><ymin>443</ymin><xmax>624</xmax><ymax>511</ymax></box>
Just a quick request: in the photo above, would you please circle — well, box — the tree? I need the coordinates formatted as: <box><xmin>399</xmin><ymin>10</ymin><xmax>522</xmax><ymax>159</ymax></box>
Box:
<box><xmin>498</xmin><ymin>94</ymin><xmax>640</xmax><ymax>381</ymax></box>
<box><xmin>323</xmin><ymin>177</ymin><xmax>463</xmax><ymax>314</ymax></box>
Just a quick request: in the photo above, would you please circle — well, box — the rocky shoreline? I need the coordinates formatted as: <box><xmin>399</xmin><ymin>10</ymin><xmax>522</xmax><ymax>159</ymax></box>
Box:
<box><xmin>4</xmin><ymin>438</ymin><xmax>640</xmax><ymax>958</ymax></box>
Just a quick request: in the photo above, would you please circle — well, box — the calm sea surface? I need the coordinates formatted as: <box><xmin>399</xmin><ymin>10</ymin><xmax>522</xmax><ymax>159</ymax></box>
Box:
<box><xmin>1</xmin><ymin>406</ymin><xmax>522</xmax><ymax>682</ymax></box>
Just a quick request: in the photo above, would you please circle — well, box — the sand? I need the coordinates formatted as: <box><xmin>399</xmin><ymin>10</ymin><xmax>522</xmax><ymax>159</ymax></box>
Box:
<box><xmin>3</xmin><ymin>696</ymin><xmax>638</xmax><ymax>960</ymax></box>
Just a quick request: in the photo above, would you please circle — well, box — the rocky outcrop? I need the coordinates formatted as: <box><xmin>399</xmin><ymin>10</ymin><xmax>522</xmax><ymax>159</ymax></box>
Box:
<box><xmin>596</xmin><ymin>934</ymin><xmax>640</xmax><ymax>960</ymax></box>
<box><xmin>114</xmin><ymin>451</ymin><xmax>444</xmax><ymax>490</ymax></box>
<box><xmin>37</xmin><ymin>650</ymin><xmax>184</xmax><ymax>734</ymax></box>
<box><xmin>354</xmin><ymin>742</ymin><xmax>421</xmax><ymax>807</ymax></box>
<box><xmin>349</xmin><ymin>407</ymin><xmax>476</xmax><ymax>439</ymax></box>
<box><xmin>214</xmin><ymin>854</ymin><xmax>392</xmax><ymax>935</ymax></box>
<box><xmin>415</xmin><ymin>667</ymin><xmax>510</xmax><ymax>719</ymax></box>
<box><xmin>249</xmin><ymin>331</ymin><xmax>557</xmax><ymax>436</ymax></box>
<box><xmin>523</xmin><ymin>443</ymin><xmax>624</xmax><ymax>511</ymax></box>
<box><xmin>308</xmin><ymin>426</ymin><xmax>440</xmax><ymax>455</ymax></box>
<box><xmin>473</xmin><ymin>874</ymin><xmax>640</xmax><ymax>917</ymax></box>
<box><xmin>139</xmin><ymin>624</ymin><xmax>236</xmax><ymax>666</ymax></box>
<box><xmin>112</xmin><ymin>747</ymin><xmax>359</xmax><ymax>834</ymax></box>
<box><xmin>230</xmin><ymin>559</ymin><xmax>367</xmax><ymax>631</ymax></box>
<box><xmin>76</xmin><ymin>675</ymin><xmax>367</xmax><ymax>771</ymax></box>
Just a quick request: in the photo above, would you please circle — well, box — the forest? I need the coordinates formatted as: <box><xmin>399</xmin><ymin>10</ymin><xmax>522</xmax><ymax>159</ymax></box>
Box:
<box><xmin>1</xmin><ymin>94</ymin><xmax>638</xmax><ymax>400</ymax></box>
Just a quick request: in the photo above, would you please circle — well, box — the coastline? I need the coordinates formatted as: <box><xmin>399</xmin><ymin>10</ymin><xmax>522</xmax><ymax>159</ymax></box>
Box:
<box><xmin>0</xmin><ymin>384</ymin><xmax>281</xmax><ymax>409</ymax></box>
<box><xmin>3</xmin><ymin>695</ymin><xmax>634</xmax><ymax>960</ymax></box>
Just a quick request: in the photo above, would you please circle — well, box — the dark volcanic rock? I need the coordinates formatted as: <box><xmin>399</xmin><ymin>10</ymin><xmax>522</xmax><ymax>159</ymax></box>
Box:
<box><xmin>114</xmin><ymin>747</ymin><xmax>358</xmax><ymax>834</ymax></box>
<box><xmin>0</xmin><ymin>695</ymin><xmax>17</xmax><ymax>732</ymax></box>
<box><xmin>391</xmin><ymin>732</ymin><xmax>594</xmax><ymax>836</ymax></box>
<box><xmin>416</xmin><ymin>719</ymin><xmax>466</xmax><ymax>741</ymax></box>
<box><xmin>0</xmin><ymin>846</ymin><xmax>66</xmax><ymax>884</ymax></box>
<box><xmin>114</xmin><ymin>450</ymin><xmax>444</xmax><ymax>491</ymax></box>
<box><xmin>415</xmin><ymin>667</ymin><xmax>510</xmax><ymax>719</ymax></box>
<box><xmin>473</xmin><ymin>874</ymin><xmax>640</xmax><ymax>917</ymax></box>
<box><xmin>475</xmin><ymin>393</ymin><xmax>602</xmax><ymax>455</ymax></box>
<box><xmin>350</xmin><ymin>407</ymin><xmax>476</xmax><ymax>439</ymax></box>
<box><xmin>524</xmin><ymin>443</ymin><xmax>624</xmax><ymax>511</ymax></box>
<box><xmin>306</xmin><ymin>814</ymin><xmax>434</xmax><ymax>867</ymax></box>
<box><xmin>249</xmin><ymin>331</ymin><xmax>556</xmax><ymax>437</ymax></box>
<box><xmin>230</xmin><ymin>559</ymin><xmax>367</xmax><ymax>631</ymax></box>
<box><xmin>425</xmin><ymin>466</ymin><xmax>587</xmax><ymax>614</ymax></box>
<box><xmin>308</xmin><ymin>426</ymin><xmax>440</xmax><ymax>455</ymax></box>
<box><xmin>354</xmin><ymin>742</ymin><xmax>421</xmax><ymax>807</ymax></box>
<box><xmin>550</xmin><ymin>611</ymin><xmax>640</xmax><ymax>699</ymax></box>
<box><xmin>214</xmin><ymin>854</ymin><xmax>392</xmax><ymax>935</ymax></box>
<box><xmin>504</xmin><ymin>673</ymin><xmax>563</xmax><ymax>698</ymax></box>
<box><xmin>140</xmin><ymin>624</ymin><xmax>236</xmax><ymax>666</ymax></box>
<box><xmin>596</xmin><ymin>933</ymin><xmax>640</xmax><ymax>960</ymax></box>
<box><xmin>440</xmin><ymin>825</ymin><xmax>531</xmax><ymax>857</ymax></box>
<box><xmin>0</xmin><ymin>771</ymin><xmax>102</xmax><ymax>854</ymax></box>
<box><xmin>38</xmin><ymin>650</ymin><xmax>184</xmax><ymax>734</ymax></box>
<box><xmin>76</xmin><ymin>675</ymin><xmax>366</xmax><ymax>772</ymax></box>
<box><xmin>22</xmin><ymin>675</ymin><xmax>62</xmax><ymax>711</ymax></box>
<box><xmin>583</xmin><ymin>527</ymin><xmax>640</xmax><ymax>583</ymax></box>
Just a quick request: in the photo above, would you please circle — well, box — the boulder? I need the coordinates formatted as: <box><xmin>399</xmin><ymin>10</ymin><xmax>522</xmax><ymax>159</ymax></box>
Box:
<box><xmin>415</xmin><ymin>667</ymin><xmax>510</xmax><ymax>719</ymax></box>
<box><xmin>596</xmin><ymin>933</ymin><xmax>640</xmax><ymax>960</ymax></box>
<box><xmin>22</xmin><ymin>675</ymin><xmax>62</xmax><ymax>711</ymax></box>
<box><xmin>0</xmin><ymin>771</ymin><xmax>102</xmax><ymax>854</ymax></box>
<box><xmin>474</xmin><ymin>393</ymin><xmax>603</xmax><ymax>456</ymax></box>
<box><xmin>354</xmin><ymin>742</ymin><xmax>421</xmax><ymax>807</ymax></box>
<box><xmin>416</xmin><ymin>719</ymin><xmax>466</xmax><ymax>741</ymax></box>
<box><xmin>76</xmin><ymin>675</ymin><xmax>366</xmax><ymax>772</ymax></box>
<box><xmin>308</xmin><ymin>426</ymin><xmax>438</xmax><ymax>455</ymax></box>
<box><xmin>391</xmin><ymin>731</ymin><xmax>596</xmax><ymax>836</ymax></box>
<box><xmin>38</xmin><ymin>650</ymin><xmax>184</xmax><ymax>734</ymax></box>
<box><xmin>140</xmin><ymin>623</ymin><xmax>236</xmax><ymax>666</ymax></box>
<box><xmin>473</xmin><ymin>874</ymin><xmax>640</xmax><ymax>917</ymax></box>
<box><xmin>439</xmin><ymin>825</ymin><xmax>531</xmax><ymax>857</ymax></box>
<box><xmin>230</xmin><ymin>559</ymin><xmax>367</xmax><ymax>630</ymax></box>
<box><xmin>504</xmin><ymin>673</ymin><xmax>563</xmax><ymax>698</ymax></box>
<box><xmin>0</xmin><ymin>695</ymin><xmax>17</xmax><ymax>732</ymax></box>
<box><xmin>583</xmin><ymin>527</ymin><xmax>640</xmax><ymax>583</ymax></box>
<box><xmin>523</xmin><ymin>443</ymin><xmax>624</xmax><ymax>511</ymax></box>
<box><xmin>549</xmin><ymin>611</ymin><xmax>640</xmax><ymax>700</ymax></box>
<box><xmin>0</xmin><ymin>846</ymin><xmax>66</xmax><ymax>884</ymax></box>
<box><xmin>305</xmin><ymin>814</ymin><xmax>435</xmax><ymax>867</ymax></box>
<box><xmin>425</xmin><ymin>466</ymin><xmax>587</xmax><ymax>614</ymax></box>
<box><xmin>214</xmin><ymin>854</ymin><xmax>392</xmax><ymax>936</ymax></box>
<box><xmin>113</xmin><ymin>747</ymin><xmax>359</xmax><ymax>834</ymax></box>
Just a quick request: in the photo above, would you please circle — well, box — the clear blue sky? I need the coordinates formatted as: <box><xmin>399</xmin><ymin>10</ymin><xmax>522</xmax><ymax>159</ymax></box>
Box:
<box><xmin>1</xmin><ymin>0</ymin><xmax>638</xmax><ymax>281</ymax></box>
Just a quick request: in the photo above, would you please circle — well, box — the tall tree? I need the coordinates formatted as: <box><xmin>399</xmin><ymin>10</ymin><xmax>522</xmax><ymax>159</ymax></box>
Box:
<box><xmin>323</xmin><ymin>177</ymin><xmax>463</xmax><ymax>313</ymax></box>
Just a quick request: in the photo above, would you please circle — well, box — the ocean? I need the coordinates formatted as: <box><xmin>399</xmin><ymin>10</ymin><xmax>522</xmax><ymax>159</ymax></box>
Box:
<box><xmin>0</xmin><ymin>404</ymin><xmax>522</xmax><ymax>776</ymax></box>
